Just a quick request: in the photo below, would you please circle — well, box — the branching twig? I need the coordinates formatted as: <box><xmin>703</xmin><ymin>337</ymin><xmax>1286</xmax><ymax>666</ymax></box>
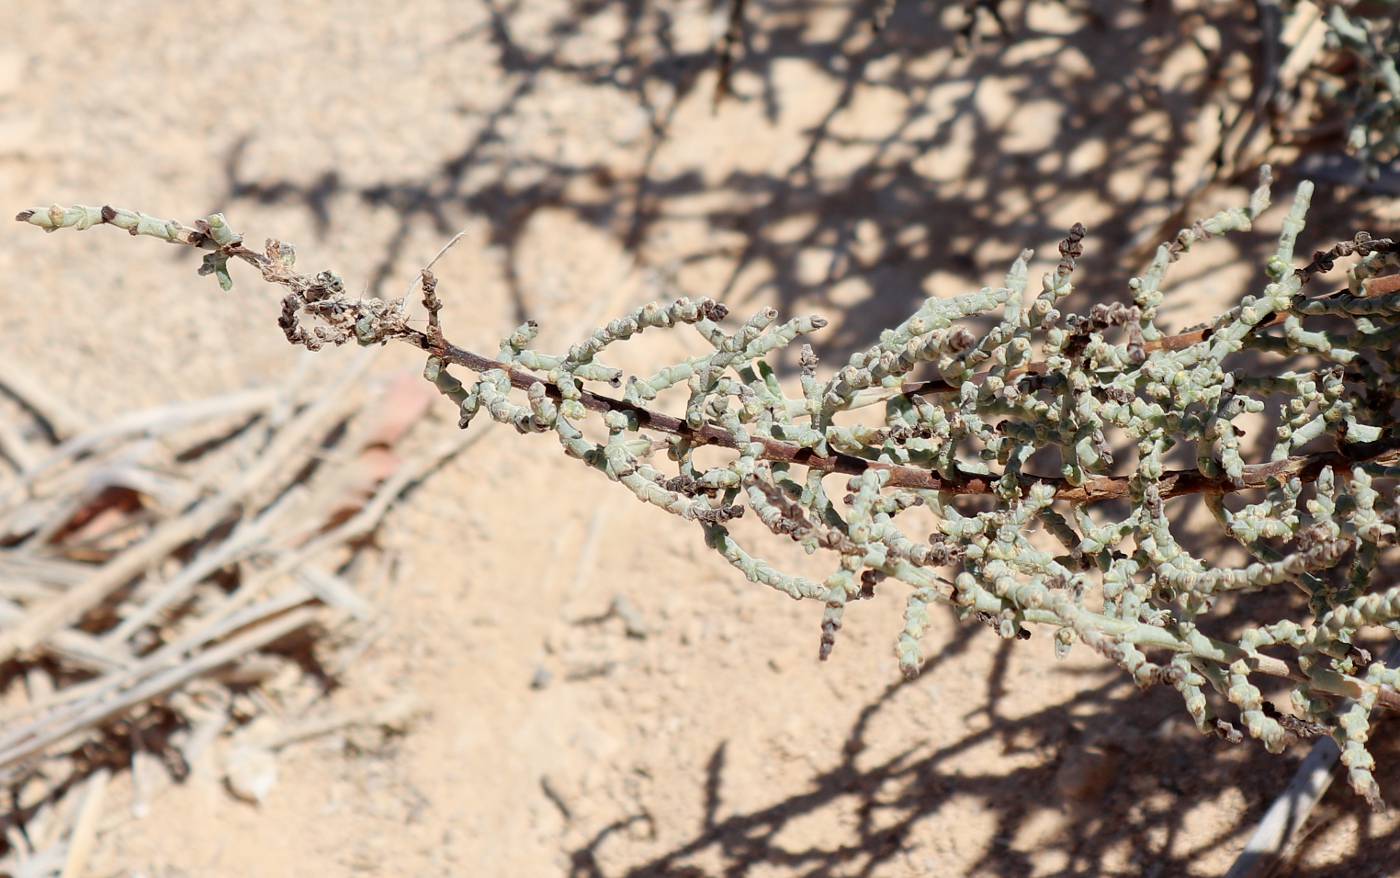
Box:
<box><xmin>15</xmin><ymin>196</ymin><xmax>1400</xmax><ymax>798</ymax></box>
<box><xmin>15</xmin><ymin>205</ymin><xmax>1397</xmax><ymax>507</ymax></box>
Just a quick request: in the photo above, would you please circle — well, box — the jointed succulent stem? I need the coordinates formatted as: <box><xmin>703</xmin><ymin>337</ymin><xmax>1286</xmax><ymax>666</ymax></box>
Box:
<box><xmin>17</xmin><ymin>171</ymin><xmax>1400</xmax><ymax>805</ymax></box>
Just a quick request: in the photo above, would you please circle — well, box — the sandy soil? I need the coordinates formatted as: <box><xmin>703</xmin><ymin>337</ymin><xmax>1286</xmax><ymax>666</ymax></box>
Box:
<box><xmin>2</xmin><ymin>1</ymin><xmax>1398</xmax><ymax>876</ymax></box>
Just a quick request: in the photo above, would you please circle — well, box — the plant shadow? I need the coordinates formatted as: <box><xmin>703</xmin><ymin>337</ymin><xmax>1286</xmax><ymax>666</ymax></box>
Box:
<box><xmin>563</xmin><ymin>602</ymin><xmax>1400</xmax><ymax>876</ymax></box>
<box><xmin>215</xmin><ymin>0</ymin><xmax>1390</xmax><ymax>371</ymax></box>
<box><xmin>206</xmin><ymin>3</ymin><xmax>1397</xmax><ymax>872</ymax></box>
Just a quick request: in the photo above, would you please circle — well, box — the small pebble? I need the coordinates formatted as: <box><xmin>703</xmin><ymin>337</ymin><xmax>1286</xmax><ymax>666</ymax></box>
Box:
<box><xmin>530</xmin><ymin>666</ymin><xmax>553</xmax><ymax>690</ymax></box>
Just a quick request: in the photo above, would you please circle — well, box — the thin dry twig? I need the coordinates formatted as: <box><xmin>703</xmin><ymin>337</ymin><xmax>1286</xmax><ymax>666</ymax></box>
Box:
<box><xmin>0</xmin><ymin>363</ymin><xmax>370</xmax><ymax>663</ymax></box>
<box><xmin>0</xmin><ymin>416</ymin><xmax>42</xmax><ymax>474</ymax></box>
<box><xmin>0</xmin><ymin>607</ymin><xmax>321</xmax><ymax>771</ymax></box>
<box><xmin>59</xmin><ymin>767</ymin><xmax>110</xmax><ymax>878</ymax></box>
<box><xmin>1</xmin><ymin>386</ymin><xmax>281</xmax><ymax>504</ymax></box>
<box><xmin>0</xmin><ymin>355</ymin><xmax>90</xmax><ymax>441</ymax></box>
<box><xmin>98</xmin><ymin>483</ymin><xmax>304</xmax><ymax>649</ymax></box>
<box><xmin>0</xmin><ymin>327</ymin><xmax>474</xmax><ymax>857</ymax></box>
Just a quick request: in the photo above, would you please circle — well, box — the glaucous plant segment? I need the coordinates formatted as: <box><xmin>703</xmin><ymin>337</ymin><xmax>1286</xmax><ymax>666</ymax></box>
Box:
<box><xmin>16</xmin><ymin>168</ymin><xmax>1400</xmax><ymax>804</ymax></box>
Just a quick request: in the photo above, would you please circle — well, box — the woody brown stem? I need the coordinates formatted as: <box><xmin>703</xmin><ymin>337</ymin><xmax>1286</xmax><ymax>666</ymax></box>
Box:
<box><xmin>403</xmin><ymin>325</ymin><xmax>1400</xmax><ymax>503</ymax></box>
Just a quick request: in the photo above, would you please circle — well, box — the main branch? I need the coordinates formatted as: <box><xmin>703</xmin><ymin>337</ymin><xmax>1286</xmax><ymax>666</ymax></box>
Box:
<box><xmin>16</xmin><ymin>203</ymin><xmax>1400</xmax><ymax>505</ymax></box>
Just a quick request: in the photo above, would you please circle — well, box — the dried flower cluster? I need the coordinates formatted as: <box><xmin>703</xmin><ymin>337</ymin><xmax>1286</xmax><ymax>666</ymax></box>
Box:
<box><xmin>16</xmin><ymin>167</ymin><xmax>1400</xmax><ymax>804</ymax></box>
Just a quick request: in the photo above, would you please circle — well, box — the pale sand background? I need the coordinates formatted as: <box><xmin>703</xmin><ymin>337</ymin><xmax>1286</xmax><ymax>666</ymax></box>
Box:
<box><xmin>2</xmin><ymin>2</ymin><xmax>1397</xmax><ymax>875</ymax></box>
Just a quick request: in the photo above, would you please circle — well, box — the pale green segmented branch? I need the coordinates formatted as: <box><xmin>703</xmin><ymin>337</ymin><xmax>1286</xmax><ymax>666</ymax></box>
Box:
<box><xmin>16</xmin><ymin>166</ymin><xmax>1400</xmax><ymax>805</ymax></box>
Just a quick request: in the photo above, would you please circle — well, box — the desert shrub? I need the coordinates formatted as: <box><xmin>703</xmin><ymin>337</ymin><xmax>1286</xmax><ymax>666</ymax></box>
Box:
<box><xmin>17</xmin><ymin>166</ymin><xmax>1399</xmax><ymax>802</ymax></box>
